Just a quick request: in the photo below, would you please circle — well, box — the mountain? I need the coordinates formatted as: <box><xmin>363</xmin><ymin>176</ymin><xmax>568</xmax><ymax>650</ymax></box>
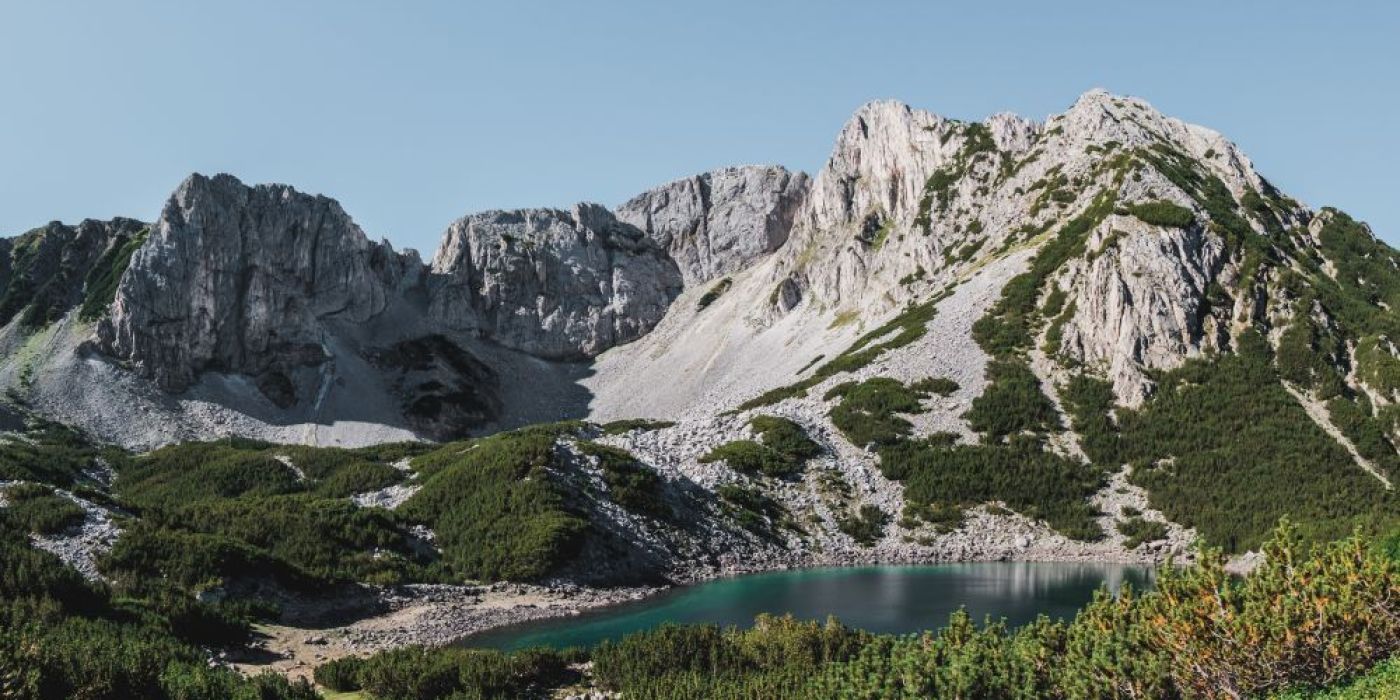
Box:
<box><xmin>3</xmin><ymin>88</ymin><xmax>1399</xmax><ymax>592</ymax></box>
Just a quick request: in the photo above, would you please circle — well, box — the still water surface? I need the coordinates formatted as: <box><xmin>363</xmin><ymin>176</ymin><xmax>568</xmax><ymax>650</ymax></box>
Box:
<box><xmin>462</xmin><ymin>562</ymin><xmax>1154</xmax><ymax>650</ymax></box>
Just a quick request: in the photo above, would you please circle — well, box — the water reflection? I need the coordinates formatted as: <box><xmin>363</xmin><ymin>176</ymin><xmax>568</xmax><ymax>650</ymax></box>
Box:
<box><xmin>462</xmin><ymin>563</ymin><xmax>1154</xmax><ymax>650</ymax></box>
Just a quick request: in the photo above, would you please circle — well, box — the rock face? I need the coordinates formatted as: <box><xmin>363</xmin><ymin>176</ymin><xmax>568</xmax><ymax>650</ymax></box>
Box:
<box><xmin>1035</xmin><ymin>90</ymin><xmax>1296</xmax><ymax>402</ymax></box>
<box><xmin>771</xmin><ymin>100</ymin><xmax>1039</xmax><ymax>312</ymax></box>
<box><xmin>0</xmin><ymin>218</ymin><xmax>148</xmax><ymax>328</ymax></box>
<box><xmin>799</xmin><ymin>100</ymin><xmax>954</xmax><ymax>235</ymax></box>
<box><xmin>615</xmin><ymin>166</ymin><xmax>809</xmax><ymax>286</ymax></box>
<box><xmin>428</xmin><ymin>203</ymin><xmax>683</xmax><ymax>359</ymax></box>
<box><xmin>97</xmin><ymin>173</ymin><xmax>413</xmax><ymax>401</ymax></box>
<box><xmin>1056</xmin><ymin>213</ymin><xmax>1229</xmax><ymax>405</ymax></box>
<box><xmin>8</xmin><ymin>88</ymin><xmax>1364</xmax><ymax>448</ymax></box>
<box><xmin>79</xmin><ymin>173</ymin><xmax>698</xmax><ymax>434</ymax></box>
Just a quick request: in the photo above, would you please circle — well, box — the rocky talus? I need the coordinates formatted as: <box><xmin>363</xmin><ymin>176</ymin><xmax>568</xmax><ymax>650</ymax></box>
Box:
<box><xmin>1</xmin><ymin>88</ymin><xmax>1397</xmax><ymax>599</ymax></box>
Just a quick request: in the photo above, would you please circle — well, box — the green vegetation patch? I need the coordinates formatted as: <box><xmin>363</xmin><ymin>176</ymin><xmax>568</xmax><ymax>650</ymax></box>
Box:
<box><xmin>115</xmin><ymin>440</ymin><xmax>304</xmax><ymax>511</ymax></box>
<box><xmin>1116</xmin><ymin>516</ymin><xmax>1168</xmax><ymax>549</ymax></box>
<box><xmin>697</xmin><ymin>277</ymin><xmax>733</xmax><ymax>310</ymax></box>
<box><xmin>1126</xmin><ymin>200</ymin><xmax>1195</xmax><ymax>228</ymax></box>
<box><xmin>2</xmin><ymin>483</ymin><xmax>85</xmax><ymax>535</ymax></box>
<box><xmin>0</xmin><ymin>419</ymin><xmax>116</xmax><ymax>487</ymax></box>
<box><xmin>902</xmin><ymin>499</ymin><xmax>967</xmax><ymax>533</ymax></box>
<box><xmin>1059</xmin><ymin>374</ymin><xmax>1122</xmax><ymax>466</ymax></box>
<box><xmin>78</xmin><ymin>227</ymin><xmax>149</xmax><ymax>321</ymax></box>
<box><xmin>155</xmin><ymin>494</ymin><xmax>432</xmax><ymax>585</ymax></box>
<box><xmin>701</xmin><ymin>440</ymin><xmax>793</xmax><ymax>477</ymax></box>
<box><xmin>716</xmin><ymin>484</ymin><xmax>789</xmax><ymax>538</ymax></box>
<box><xmin>577</xmin><ymin>441</ymin><xmax>668</xmax><ymax>518</ymax></box>
<box><xmin>1327</xmin><ymin>396</ymin><xmax>1400</xmax><ymax>479</ymax></box>
<box><xmin>591</xmin><ymin>615</ymin><xmax>872</xmax><ymax>697</ymax></box>
<box><xmin>824</xmin><ymin>377</ymin><xmax>929</xmax><ymax>447</ymax></box>
<box><xmin>1275</xmin><ymin>298</ymin><xmax>1347</xmax><ymax>396</ymax></box>
<box><xmin>1356</xmin><ymin>335</ymin><xmax>1400</xmax><ymax>400</ymax></box>
<box><xmin>399</xmin><ymin>425</ymin><xmax>588</xmax><ymax>582</ymax></box>
<box><xmin>1112</xmin><ymin>333</ymin><xmax>1400</xmax><ymax>552</ymax></box>
<box><xmin>879</xmin><ymin>435</ymin><xmax>1104</xmax><ymax>540</ymax></box>
<box><xmin>102</xmin><ymin>520</ymin><xmax>320</xmax><ymax>593</ymax></box>
<box><xmin>600</xmin><ymin>418</ymin><xmax>676</xmax><ymax>435</ymax></box>
<box><xmin>700</xmin><ymin>415</ymin><xmax>821</xmax><ymax>478</ymax></box>
<box><xmin>910</xmin><ymin>376</ymin><xmax>959</xmax><ymax>396</ymax></box>
<box><xmin>107</xmin><ymin>437</ymin><xmax>438</xmax><ymax>587</ymax></box>
<box><xmin>327</xmin><ymin>644</ymin><xmax>581</xmax><ymax>700</ymax></box>
<box><xmin>0</xmin><ymin>516</ymin><xmax>320</xmax><ymax>699</ymax></box>
<box><xmin>836</xmin><ymin>504</ymin><xmax>889</xmax><ymax>546</ymax></box>
<box><xmin>1308</xmin><ymin>211</ymin><xmax>1400</xmax><ymax>341</ymax></box>
<box><xmin>854</xmin><ymin>358</ymin><xmax>1099</xmax><ymax>539</ymax></box>
<box><xmin>748</xmin><ymin>416</ymin><xmax>821</xmax><ymax>463</ymax></box>
<box><xmin>1276</xmin><ymin>655</ymin><xmax>1400</xmax><ymax>700</ymax></box>
<box><xmin>962</xmin><ymin>358</ymin><xmax>1060</xmax><ymax>441</ymax></box>
<box><xmin>116</xmin><ymin>439</ymin><xmax>415</xmax><ymax>510</ymax></box>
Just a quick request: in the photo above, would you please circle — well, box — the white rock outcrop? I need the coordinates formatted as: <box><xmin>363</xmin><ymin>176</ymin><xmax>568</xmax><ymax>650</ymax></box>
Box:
<box><xmin>2</xmin><ymin>89</ymin><xmax>1326</xmax><ymax>444</ymax></box>
<box><xmin>428</xmin><ymin>203</ymin><xmax>683</xmax><ymax>359</ymax></box>
<box><xmin>97</xmin><ymin>173</ymin><xmax>413</xmax><ymax>403</ymax></box>
<box><xmin>616</xmin><ymin>165</ymin><xmax>809</xmax><ymax>286</ymax></box>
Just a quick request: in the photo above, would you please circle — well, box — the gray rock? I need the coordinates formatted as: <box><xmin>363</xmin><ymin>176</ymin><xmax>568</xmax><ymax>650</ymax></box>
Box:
<box><xmin>428</xmin><ymin>203</ymin><xmax>683</xmax><ymax>359</ymax></box>
<box><xmin>0</xmin><ymin>217</ymin><xmax>148</xmax><ymax>327</ymax></box>
<box><xmin>615</xmin><ymin>166</ymin><xmax>809</xmax><ymax>286</ymax></box>
<box><xmin>1056</xmin><ymin>212</ymin><xmax>1228</xmax><ymax>405</ymax></box>
<box><xmin>98</xmin><ymin>173</ymin><xmax>413</xmax><ymax>400</ymax></box>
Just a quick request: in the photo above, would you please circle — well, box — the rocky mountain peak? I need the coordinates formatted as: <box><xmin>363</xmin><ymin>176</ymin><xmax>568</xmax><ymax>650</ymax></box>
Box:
<box><xmin>98</xmin><ymin>172</ymin><xmax>403</xmax><ymax>400</ymax></box>
<box><xmin>799</xmin><ymin>100</ymin><xmax>957</xmax><ymax>234</ymax></box>
<box><xmin>428</xmin><ymin>203</ymin><xmax>682</xmax><ymax>359</ymax></box>
<box><xmin>1047</xmin><ymin>90</ymin><xmax>1274</xmax><ymax>201</ymax></box>
<box><xmin>1</xmin><ymin>89</ymin><xmax>1388</xmax><ymax>458</ymax></box>
<box><xmin>985</xmin><ymin>112</ymin><xmax>1040</xmax><ymax>151</ymax></box>
<box><xmin>615</xmin><ymin>165</ymin><xmax>809</xmax><ymax>286</ymax></box>
<box><xmin>0</xmin><ymin>217</ymin><xmax>147</xmax><ymax>330</ymax></box>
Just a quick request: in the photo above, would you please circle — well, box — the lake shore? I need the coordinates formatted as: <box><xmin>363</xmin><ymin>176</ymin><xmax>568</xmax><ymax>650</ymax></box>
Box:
<box><xmin>233</xmin><ymin>547</ymin><xmax>1181</xmax><ymax>683</ymax></box>
<box><xmin>231</xmin><ymin>581</ymin><xmax>662</xmax><ymax>683</ymax></box>
<box><xmin>234</xmin><ymin>457</ymin><xmax>1205</xmax><ymax>683</ymax></box>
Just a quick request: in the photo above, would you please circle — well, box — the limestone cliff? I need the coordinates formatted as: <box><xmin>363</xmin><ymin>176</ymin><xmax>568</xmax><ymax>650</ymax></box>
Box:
<box><xmin>97</xmin><ymin>173</ymin><xmax>412</xmax><ymax>403</ymax></box>
<box><xmin>0</xmin><ymin>88</ymin><xmax>1386</xmax><ymax>452</ymax></box>
<box><xmin>615</xmin><ymin>165</ymin><xmax>809</xmax><ymax>286</ymax></box>
<box><xmin>428</xmin><ymin>203</ymin><xmax>683</xmax><ymax>359</ymax></box>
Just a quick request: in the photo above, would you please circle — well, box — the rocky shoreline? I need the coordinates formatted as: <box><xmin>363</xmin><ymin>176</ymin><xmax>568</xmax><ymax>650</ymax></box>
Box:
<box><xmin>235</xmin><ymin>532</ymin><xmax>1184</xmax><ymax>684</ymax></box>
<box><xmin>233</xmin><ymin>581</ymin><xmax>661</xmax><ymax>682</ymax></box>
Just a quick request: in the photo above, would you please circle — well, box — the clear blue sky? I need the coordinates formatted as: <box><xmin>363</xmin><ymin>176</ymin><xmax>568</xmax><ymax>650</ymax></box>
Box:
<box><xmin>3</xmin><ymin>1</ymin><xmax>1397</xmax><ymax>252</ymax></box>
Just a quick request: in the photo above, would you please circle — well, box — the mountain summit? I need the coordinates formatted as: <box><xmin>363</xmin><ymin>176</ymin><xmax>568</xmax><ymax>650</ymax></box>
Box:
<box><xmin>2</xmin><ymin>89</ymin><xmax>1397</xmax><ymax>566</ymax></box>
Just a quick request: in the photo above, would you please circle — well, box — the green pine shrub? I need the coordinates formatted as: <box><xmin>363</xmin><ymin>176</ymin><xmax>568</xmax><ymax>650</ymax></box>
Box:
<box><xmin>1126</xmin><ymin>200</ymin><xmax>1195</xmax><ymax>228</ymax></box>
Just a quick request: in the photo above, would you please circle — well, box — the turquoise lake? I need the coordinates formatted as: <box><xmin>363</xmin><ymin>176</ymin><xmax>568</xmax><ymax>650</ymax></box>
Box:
<box><xmin>461</xmin><ymin>562</ymin><xmax>1154</xmax><ymax>650</ymax></box>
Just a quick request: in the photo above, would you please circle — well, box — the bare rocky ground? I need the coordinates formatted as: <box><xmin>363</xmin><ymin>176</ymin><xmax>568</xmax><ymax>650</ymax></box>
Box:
<box><xmin>228</xmin><ymin>247</ymin><xmax>1194</xmax><ymax>680</ymax></box>
<box><xmin>0</xmin><ymin>311</ymin><xmax>595</xmax><ymax>452</ymax></box>
<box><xmin>0</xmin><ymin>475</ymin><xmax>124</xmax><ymax>581</ymax></box>
<box><xmin>232</xmin><ymin>583</ymin><xmax>661</xmax><ymax>684</ymax></box>
<box><xmin>5</xmin><ymin>91</ymin><xmax>1346</xmax><ymax>696</ymax></box>
<box><xmin>0</xmin><ymin>234</ymin><xmax>1201</xmax><ymax>691</ymax></box>
<box><xmin>0</xmin><ymin>231</ymin><xmax>1189</xmax><ymax>684</ymax></box>
<box><xmin>30</xmin><ymin>488</ymin><xmax>123</xmax><ymax>581</ymax></box>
